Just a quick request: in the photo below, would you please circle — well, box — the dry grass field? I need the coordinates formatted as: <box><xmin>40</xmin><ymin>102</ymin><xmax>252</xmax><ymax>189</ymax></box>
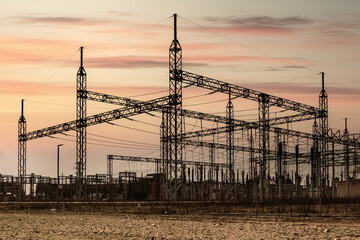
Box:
<box><xmin>0</xmin><ymin>210</ymin><xmax>359</xmax><ymax>239</ymax></box>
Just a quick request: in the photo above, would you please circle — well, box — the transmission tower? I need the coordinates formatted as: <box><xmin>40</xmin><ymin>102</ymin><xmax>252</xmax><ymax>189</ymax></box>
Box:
<box><xmin>258</xmin><ymin>93</ymin><xmax>270</xmax><ymax>201</ymax></box>
<box><xmin>76</xmin><ymin>47</ymin><xmax>87</xmax><ymax>200</ymax></box>
<box><xmin>226</xmin><ymin>91</ymin><xmax>235</xmax><ymax>183</ymax></box>
<box><xmin>319</xmin><ymin>72</ymin><xmax>328</xmax><ymax>197</ymax></box>
<box><xmin>167</xmin><ymin>13</ymin><xmax>183</xmax><ymax>200</ymax></box>
<box><xmin>18</xmin><ymin>99</ymin><xmax>26</xmax><ymax>200</ymax></box>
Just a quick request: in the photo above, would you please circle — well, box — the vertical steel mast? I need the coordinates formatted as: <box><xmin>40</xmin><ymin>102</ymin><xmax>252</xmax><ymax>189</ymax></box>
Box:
<box><xmin>319</xmin><ymin>72</ymin><xmax>328</xmax><ymax>197</ymax></box>
<box><xmin>160</xmin><ymin>109</ymin><xmax>169</xmax><ymax>199</ymax></box>
<box><xmin>18</xmin><ymin>99</ymin><xmax>26</xmax><ymax>200</ymax></box>
<box><xmin>226</xmin><ymin>91</ymin><xmax>234</xmax><ymax>183</ymax></box>
<box><xmin>168</xmin><ymin>13</ymin><xmax>182</xmax><ymax>200</ymax></box>
<box><xmin>76</xmin><ymin>47</ymin><xmax>87</xmax><ymax>200</ymax></box>
<box><xmin>258</xmin><ymin>93</ymin><xmax>270</xmax><ymax>201</ymax></box>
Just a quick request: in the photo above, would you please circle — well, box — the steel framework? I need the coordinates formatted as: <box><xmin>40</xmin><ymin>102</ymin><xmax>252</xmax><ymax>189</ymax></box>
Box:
<box><xmin>17</xmin><ymin>13</ymin><xmax>360</xmax><ymax>202</ymax></box>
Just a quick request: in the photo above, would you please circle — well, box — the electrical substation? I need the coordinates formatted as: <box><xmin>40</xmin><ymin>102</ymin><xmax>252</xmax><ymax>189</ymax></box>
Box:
<box><xmin>2</xmin><ymin>14</ymin><xmax>360</xmax><ymax>203</ymax></box>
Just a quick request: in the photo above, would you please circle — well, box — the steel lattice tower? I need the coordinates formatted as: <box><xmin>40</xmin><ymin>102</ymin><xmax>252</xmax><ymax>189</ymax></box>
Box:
<box><xmin>319</xmin><ymin>72</ymin><xmax>328</xmax><ymax>197</ymax></box>
<box><xmin>226</xmin><ymin>91</ymin><xmax>235</xmax><ymax>183</ymax></box>
<box><xmin>312</xmin><ymin>117</ymin><xmax>320</xmax><ymax>198</ymax></box>
<box><xmin>18</xmin><ymin>99</ymin><xmax>26</xmax><ymax>200</ymax></box>
<box><xmin>209</xmin><ymin>143</ymin><xmax>215</xmax><ymax>182</ymax></box>
<box><xmin>249</xmin><ymin>128</ymin><xmax>255</xmax><ymax>180</ymax></box>
<box><xmin>158</xmin><ymin>119</ymin><xmax>163</xmax><ymax>175</ymax></box>
<box><xmin>168</xmin><ymin>14</ymin><xmax>182</xmax><ymax>200</ymax></box>
<box><xmin>258</xmin><ymin>93</ymin><xmax>270</xmax><ymax>201</ymax></box>
<box><xmin>344</xmin><ymin>118</ymin><xmax>350</xmax><ymax>198</ymax></box>
<box><xmin>107</xmin><ymin>157</ymin><xmax>113</xmax><ymax>183</ymax></box>
<box><xmin>76</xmin><ymin>47</ymin><xmax>87</xmax><ymax>200</ymax></box>
<box><xmin>160</xmin><ymin>109</ymin><xmax>169</xmax><ymax>199</ymax></box>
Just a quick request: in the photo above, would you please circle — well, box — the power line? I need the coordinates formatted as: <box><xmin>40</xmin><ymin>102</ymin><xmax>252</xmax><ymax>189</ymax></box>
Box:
<box><xmin>178</xmin><ymin>15</ymin><xmax>321</xmax><ymax>74</ymax></box>
<box><xmin>85</xmin><ymin>16</ymin><xmax>172</xmax><ymax>48</ymax></box>
<box><xmin>106</xmin><ymin>122</ymin><xmax>159</xmax><ymax>135</ymax></box>
<box><xmin>50</xmin><ymin>135</ymin><xmax>157</xmax><ymax>150</ymax></box>
<box><xmin>183</xmin><ymin>98</ymin><xmax>228</xmax><ymax>107</ymax></box>
<box><xmin>84</xmin><ymin>47</ymin><xmax>168</xmax><ymax>74</ymax></box>
<box><xmin>24</xmin><ymin>49</ymin><xmax>79</xmax><ymax>99</ymax></box>
<box><xmin>87</xmin><ymin>132</ymin><xmax>158</xmax><ymax>147</ymax></box>
<box><xmin>59</xmin><ymin>132</ymin><xmax>158</xmax><ymax>148</ymax></box>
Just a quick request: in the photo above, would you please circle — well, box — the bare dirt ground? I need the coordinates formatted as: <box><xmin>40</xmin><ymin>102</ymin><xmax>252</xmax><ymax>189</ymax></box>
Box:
<box><xmin>0</xmin><ymin>210</ymin><xmax>359</xmax><ymax>240</ymax></box>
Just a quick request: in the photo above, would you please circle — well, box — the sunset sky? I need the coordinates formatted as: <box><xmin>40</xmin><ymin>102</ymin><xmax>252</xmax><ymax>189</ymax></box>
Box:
<box><xmin>1</xmin><ymin>0</ymin><xmax>360</xmax><ymax>177</ymax></box>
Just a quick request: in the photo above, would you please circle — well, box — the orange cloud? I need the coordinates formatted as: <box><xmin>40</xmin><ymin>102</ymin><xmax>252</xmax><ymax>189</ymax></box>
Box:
<box><xmin>13</xmin><ymin>16</ymin><xmax>114</xmax><ymax>26</ymax></box>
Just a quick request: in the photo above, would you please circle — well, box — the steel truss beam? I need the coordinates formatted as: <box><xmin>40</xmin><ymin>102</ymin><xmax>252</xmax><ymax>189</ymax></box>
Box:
<box><xmin>87</xmin><ymin>90</ymin><xmax>315</xmax><ymax>129</ymax></box>
<box><xmin>86</xmin><ymin>91</ymin><xmax>331</xmax><ymax>146</ymax></box>
<box><xmin>181</xmin><ymin>118</ymin><xmax>360</xmax><ymax>147</ymax></box>
<box><xmin>182</xmin><ymin>139</ymin><xmax>302</xmax><ymax>160</ymax></box>
<box><xmin>180</xmin><ymin>70</ymin><xmax>319</xmax><ymax>114</ymax></box>
<box><xmin>20</xmin><ymin>95</ymin><xmax>173</xmax><ymax>141</ymax></box>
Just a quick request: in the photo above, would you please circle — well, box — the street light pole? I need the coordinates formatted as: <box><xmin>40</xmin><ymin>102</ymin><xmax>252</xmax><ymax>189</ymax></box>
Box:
<box><xmin>57</xmin><ymin>144</ymin><xmax>64</xmax><ymax>185</ymax></box>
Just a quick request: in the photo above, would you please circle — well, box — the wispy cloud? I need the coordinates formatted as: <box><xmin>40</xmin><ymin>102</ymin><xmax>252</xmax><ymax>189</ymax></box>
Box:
<box><xmin>14</xmin><ymin>16</ymin><xmax>113</xmax><ymax>26</ymax></box>
<box><xmin>204</xmin><ymin>16</ymin><xmax>313</xmax><ymax>27</ymax></box>
<box><xmin>85</xmin><ymin>56</ymin><xmax>208</xmax><ymax>69</ymax></box>
<box><xmin>86</xmin><ymin>56</ymin><xmax>167</xmax><ymax>69</ymax></box>
<box><xmin>186</xmin><ymin>55</ymin><xmax>272</xmax><ymax>63</ymax></box>
<box><xmin>106</xmin><ymin>11</ymin><xmax>135</xmax><ymax>17</ymax></box>
<box><xmin>194</xmin><ymin>15</ymin><xmax>314</xmax><ymax>35</ymax></box>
